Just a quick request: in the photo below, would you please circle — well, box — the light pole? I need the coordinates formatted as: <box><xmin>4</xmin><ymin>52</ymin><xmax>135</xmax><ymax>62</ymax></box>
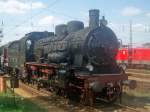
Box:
<box><xmin>128</xmin><ymin>20</ymin><xmax>133</xmax><ymax>66</ymax></box>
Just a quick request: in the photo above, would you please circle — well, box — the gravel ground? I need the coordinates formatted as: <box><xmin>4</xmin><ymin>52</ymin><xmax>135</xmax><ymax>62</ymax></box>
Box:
<box><xmin>13</xmin><ymin>82</ymin><xmax>150</xmax><ymax>112</ymax></box>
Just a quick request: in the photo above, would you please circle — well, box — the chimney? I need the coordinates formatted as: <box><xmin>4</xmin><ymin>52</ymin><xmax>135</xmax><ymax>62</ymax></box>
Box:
<box><xmin>89</xmin><ymin>9</ymin><xmax>99</xmax><ymax>28</ymax></box>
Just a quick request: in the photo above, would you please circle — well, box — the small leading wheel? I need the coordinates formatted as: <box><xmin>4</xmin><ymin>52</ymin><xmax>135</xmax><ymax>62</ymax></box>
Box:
<box><xmin>106</xmin><ymin>87</ymin><xmax>121</xmax><ymax>104</ymax></box>
<box><xmin>105</xmin><ymin>87</ymin><xmax>118</xmax><ymax>104</ymax></box>
<box><xmin>106</xmin><ymin>93</ymin><xmax>118</xmax><ymax>104</ymax></box>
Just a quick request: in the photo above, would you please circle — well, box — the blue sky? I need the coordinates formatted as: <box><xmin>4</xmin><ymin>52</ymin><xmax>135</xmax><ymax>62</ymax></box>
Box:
<box><xmin>0</xmin><ymin>0</ymin><xmax>150</xmax><ymax>46</ymax></box>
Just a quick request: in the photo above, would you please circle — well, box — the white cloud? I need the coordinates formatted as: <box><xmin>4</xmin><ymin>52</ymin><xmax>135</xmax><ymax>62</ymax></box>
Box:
<box><xmin>146</xmin><ymin>13</ymin><xmax>150</xmax><ymax>17</ymax></box>
<box><xmin>39</xmin><ymin>15</ymin><xmax>63</xmax><ymax>25</ymax></box>
<box><xmin>0</xmin><ymin>0</ymin><xmax>45</xmax><ymax>14</ymax></box>
<box><xmin>121</xmin><ymin>6</ymin><xmax>142</xmax><ymax>16</ymax></box>
<box><xmin>32</xmin><ymin>2</ymin><xmax>45</xmax><ymax>9</ymax></box>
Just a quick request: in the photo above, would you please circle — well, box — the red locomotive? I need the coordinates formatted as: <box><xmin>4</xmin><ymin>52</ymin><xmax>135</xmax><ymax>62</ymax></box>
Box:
<box><xmin>116</xmin><ymin>47</ymin><xmax>150</xmax><ymax>69</ymax></box>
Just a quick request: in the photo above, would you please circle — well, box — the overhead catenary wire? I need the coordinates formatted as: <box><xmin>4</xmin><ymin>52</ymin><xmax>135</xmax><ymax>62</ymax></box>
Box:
<box><xmin>1</xmin><ymin>0</ymin><xmax>64</xmax><ymax>46</ymax></box>
<box><xmin>3</xmin><ymin>0</ymin><xmax>150</xmax><ymax>44</ymax></box>
<box><xmin>6</xmin><ymin>0</ymin><xmax>91</xmax><ymax>35</ymax></box>
<box><xmin>6</xmin><ymin>0</ymin><xmax>150</xmax><ymax>34</ymax></box>
<box><xmin>6</xmin><ymin>0</ymin><xmax>63</xmax><ymax>32</ymax></box>
<box><xmin>7</xmin><ymin>9</ymin><xmax>89</xmax><ymax>35</ymax></box>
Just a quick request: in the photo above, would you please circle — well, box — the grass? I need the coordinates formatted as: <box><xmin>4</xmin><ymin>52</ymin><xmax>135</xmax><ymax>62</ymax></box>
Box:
<box><xmin>125</xmin><ymin>89</ymin><xmax>150</xmax><ymax>97</ymax></box>
<box><xmin>0</xmin><ymin>89</ymin><xmax>48</xmax><ymax>112</ymax></box>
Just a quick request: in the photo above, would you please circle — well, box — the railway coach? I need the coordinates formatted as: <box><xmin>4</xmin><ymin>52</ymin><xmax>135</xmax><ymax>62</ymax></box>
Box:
<box><xmin>116</xmin><ymin>48</ymin><xmax>150</xmax><ymax>69</ymax></box>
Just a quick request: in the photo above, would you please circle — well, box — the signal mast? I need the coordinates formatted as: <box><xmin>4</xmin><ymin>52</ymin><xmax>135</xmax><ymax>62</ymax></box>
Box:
<box><xmin>0</xmin><ymin>21</ymin><xmax>3</xmax><ymax>44</ymax></box>
<box><xmin>128</xmin><ymin>20</ymin><xmax>133</xmax><ymax>66</ymax></box>
<box><xmin>0</xmin><ymin>21</ymin><xmax>4</xmax><ymax>68</ymax></box>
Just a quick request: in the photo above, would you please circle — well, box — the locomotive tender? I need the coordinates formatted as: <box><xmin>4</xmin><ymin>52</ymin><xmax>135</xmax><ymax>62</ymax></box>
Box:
<box><xmin>1</xmin><ymin>9</ymin><xmax>136</xmax><ymax>105</ymax></box>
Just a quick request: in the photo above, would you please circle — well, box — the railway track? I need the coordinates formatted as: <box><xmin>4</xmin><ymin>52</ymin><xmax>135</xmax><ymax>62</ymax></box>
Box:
<box><xmin>126</xmin><ymin>69</ymin><xmax>150</xmax><ymax>78</ymax></box>
<box><xmin>127</xmin><ymin>69</ymin><xmax>150</xmax><ymax>73</ymax></box>
<box><xmin>127</xmin><ymin>72</ymin><xmax>150</xmax><ymax>79</ymax></box>
<box><xmin>17</xmin><ymin>82</ymin><xmax>142</xmax><ymax>112</ymax></box>
<box><xmin>126</xmin><ymin>69</ymin><xmax>150</xmax><ymax>84</ymax></box>
<box><xmin>125</xmin><ymin>70</ymin><xmax>150</xmax><ymax>90</ymax></box>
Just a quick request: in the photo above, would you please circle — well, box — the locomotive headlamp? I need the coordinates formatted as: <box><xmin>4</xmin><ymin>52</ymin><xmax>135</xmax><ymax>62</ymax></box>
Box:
<box><xmin>86</xmin><ymin>63</ymin><xmax>94</xmax><ymax>72</ymax></box>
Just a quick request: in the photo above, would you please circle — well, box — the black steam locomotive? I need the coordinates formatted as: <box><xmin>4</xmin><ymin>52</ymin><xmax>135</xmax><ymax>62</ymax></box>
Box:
<box><xmin>0</xmin><ymin>9</ymin><xmax>136</xmax><ymax>105</ymax></box>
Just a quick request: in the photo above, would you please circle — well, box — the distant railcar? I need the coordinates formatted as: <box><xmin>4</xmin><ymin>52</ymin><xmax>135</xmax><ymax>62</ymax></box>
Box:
<box><xmin>116</xmin><ymin>48</ymin><xmax>150</xmax><ymax>69</ymax></box>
